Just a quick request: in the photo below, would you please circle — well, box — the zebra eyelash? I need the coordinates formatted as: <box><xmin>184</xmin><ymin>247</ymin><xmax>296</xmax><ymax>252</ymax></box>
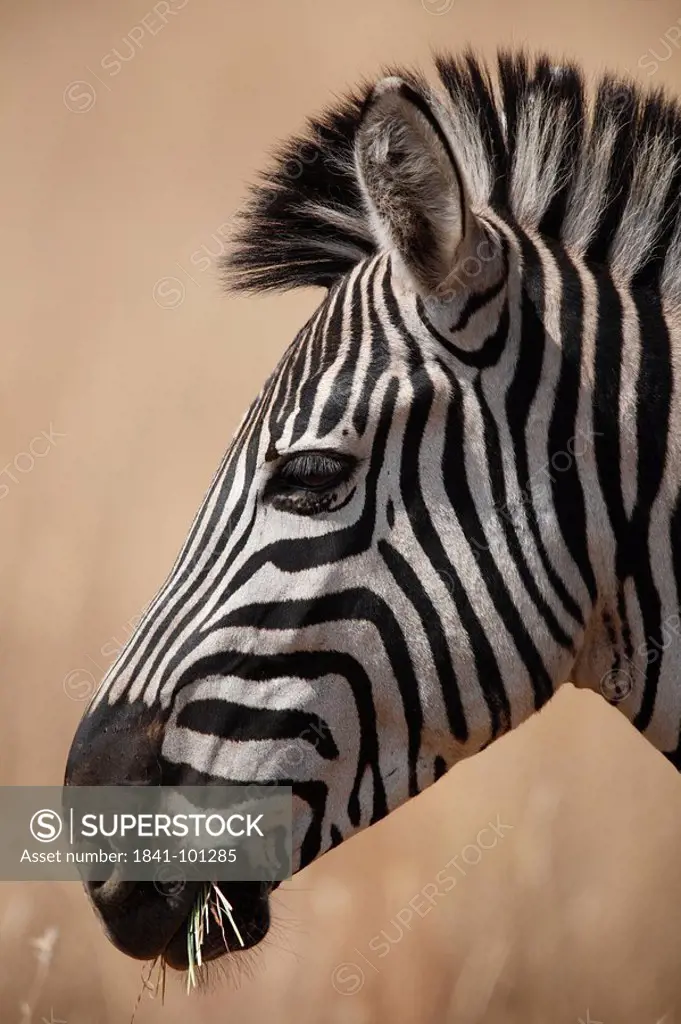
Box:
<box><xmin>263</xmin><ymin>450</ymin><xmax>358</xmax><ymax>514</ymax></box>
<box><xmin>277</xmin><ymin>451</ymin><xmax>352</xmax><ymax>485</ymax></box>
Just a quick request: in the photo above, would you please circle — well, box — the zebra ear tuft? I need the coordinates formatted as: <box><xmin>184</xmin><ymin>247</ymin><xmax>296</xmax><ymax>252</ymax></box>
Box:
<box><xmin>355</xmin><ymin>77</ymin><xmax>475</xmax><ymax>296</ymax></box>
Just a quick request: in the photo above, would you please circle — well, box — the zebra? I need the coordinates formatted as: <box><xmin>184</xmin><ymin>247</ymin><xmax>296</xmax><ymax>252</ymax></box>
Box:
<box><xmin>65</xmin><ymin>49</ymin><xmax>681</xmax><ymax>970</ymax></box>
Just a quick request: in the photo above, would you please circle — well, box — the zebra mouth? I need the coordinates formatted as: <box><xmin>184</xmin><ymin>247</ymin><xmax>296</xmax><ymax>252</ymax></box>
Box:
<box><xmin>163</xmin><ymin>882</ymin><xmax>271</xmax><ymax>969</ymax></box>
<box><xmin>87</xmin><ymin>877</ymin><xmax>271</xmax><ymax>967</ymax></box>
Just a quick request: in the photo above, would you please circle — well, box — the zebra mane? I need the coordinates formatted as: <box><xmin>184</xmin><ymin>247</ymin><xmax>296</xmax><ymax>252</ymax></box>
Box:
<box><xmin>223</xmin><ymin>50</ymin><xmax>681</xmax><ymax>301</ymax></box>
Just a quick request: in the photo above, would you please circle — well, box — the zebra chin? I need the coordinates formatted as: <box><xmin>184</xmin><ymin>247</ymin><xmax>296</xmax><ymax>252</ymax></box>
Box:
<box><xmin>86</xmin><ymin>877</ymin><xmax>272</xmax><ymax>968</ymax></box>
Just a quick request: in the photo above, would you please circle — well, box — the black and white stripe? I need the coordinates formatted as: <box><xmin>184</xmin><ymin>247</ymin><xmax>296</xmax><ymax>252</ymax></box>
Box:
<box><xmin>76</xmin><ymin>50</ymin><xmax>681</xmax><ymax>873</ymax></box>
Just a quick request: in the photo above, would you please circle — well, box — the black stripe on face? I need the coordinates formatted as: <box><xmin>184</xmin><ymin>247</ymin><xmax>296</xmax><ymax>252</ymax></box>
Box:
<box><xmin>223</xmin><ymin>378</ymin><xmax>400</xmax><ymax>593</ymax></box>
<box><xmin>440</xmin><ymin>366</ymin><xmax>555</xmax><ymax>711</ymax></box>
<box><xmin>592</xmin><ymin>270</ymin><xmax>627</xmax><ymax>552</ymax></box>
<box><xmin>544</xmin><ymin>241</ymin><xmax>597</xmax><ymax>605</ymax></box>
<box><xmin>508</xmin><ymin>232</ymin><xmax>584</xmax><ymax>625</ymax></box>
<box><xmin>449</xmin><ymin>269</ymin><xmax>508</xmax><ymax>334</ymax></box>
<box><xmin>173</xmin><ymin>646</ymin><xmax>388</xmax><ymax>829</ymax></box>
<box><xmin>671</xmin><ymin>494</ymin><xmax>681</xmax><ymax>740</ymax></box>
<box><xmin>175</xmin><ymin>701</ymin><xmax>339</xmax><ymax>760</ymax></box>
<box><xmin>158</xmin><ymin>762</ymin><xmax>331</xmax><ymax>870</ymax></box>
<box><xmin>396</xmin><ymin>360</ymin><xmax>511</xmax><ymax>737</ymax></box>
<box><xmin>472</xmin><ymin>374</ymin><xmax>574</xmax><ymax>652</ymax></box>
<box><xmin>416</xmin><ymin>293</ymin><xmax>510</xmax><ymax>370</ymax></box>
<box><xmin>380</xmin><ymin>261</ymin><xmax>423</xmax><ymax>373</ymax></box>
<box><xmin>353</xmin><ymin>261</ymin><xmax>392</xmax><ymax>437</ymax></box>
<box><xmin>589</xmin><ymin>269</ymin><xmax>671</xmax><ymax>736</ymax></box>
<box><xmin>317</xmin><ymin>269</ymin><xmax>362</xmax><ymax>438</ymax></box>
<box><xmin>214</xmin><ymin>589</ymin><xmax>424</xmax><ymax>804</ymax></box>
<box><xmin>288</xmin><ymin>287</ymin><xmax>344</xmax><ymax>446</ymax></box>
<box><xmin>378</xmin><ymin>538</ymin><xmax>468</xmax><ymax>743</ymax></box>
<box><xmin>628</xmin><ymin>286</ymin><xmax>671</xmax><ymax>733</ymax></box>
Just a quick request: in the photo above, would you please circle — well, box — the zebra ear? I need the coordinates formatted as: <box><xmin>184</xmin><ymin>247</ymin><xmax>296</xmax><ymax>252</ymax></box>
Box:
<box><xmin>355</xmin><ymin>77</ymin><xmax>481</xmax><ymax>296</ymax></box>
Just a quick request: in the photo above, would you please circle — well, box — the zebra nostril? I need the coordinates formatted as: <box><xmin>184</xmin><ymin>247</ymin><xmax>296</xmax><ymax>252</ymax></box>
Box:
<box><xmin>88</xmin><ymin>874</ymin><xmax>137</xmax><ymax>907</ymax></box>
<box><xmin>65</xmin><ymin>700</ymin><xmax>169</xmax><ymax>787</ymax></box>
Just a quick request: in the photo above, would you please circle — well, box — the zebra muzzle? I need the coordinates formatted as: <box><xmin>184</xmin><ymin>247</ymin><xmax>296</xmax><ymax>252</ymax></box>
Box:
<box><xmin>85</xmin><ymin>875</ymin><xmax>271</xmax><ymax>966</ymax></box>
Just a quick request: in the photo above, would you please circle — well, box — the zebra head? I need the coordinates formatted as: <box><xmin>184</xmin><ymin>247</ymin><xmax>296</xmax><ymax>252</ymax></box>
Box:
<box><xmin>66</xmin><ymin>54</ymin><xmax>681</xmax><ymax>969</ymax></box>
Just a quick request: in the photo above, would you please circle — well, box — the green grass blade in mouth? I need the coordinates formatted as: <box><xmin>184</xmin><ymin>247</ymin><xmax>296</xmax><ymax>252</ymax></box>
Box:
<box><xmin>185</xmin><ymin>883</ymin><xmax>245</xmax><ymax>993</ymax></box>
<box><xmin>213</xmin><ymin>884</ymin><xmax>245</xmax><ymax>949</ymax></box>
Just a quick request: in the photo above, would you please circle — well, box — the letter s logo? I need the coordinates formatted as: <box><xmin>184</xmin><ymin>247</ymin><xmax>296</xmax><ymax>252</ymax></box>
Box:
<box><xmin>30</xmin><ymin>809</ymin><xmax>63</xmax><ymax>843</ymax></box>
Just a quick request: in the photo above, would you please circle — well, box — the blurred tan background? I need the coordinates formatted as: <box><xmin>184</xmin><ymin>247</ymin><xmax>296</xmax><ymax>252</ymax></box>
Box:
<box><xmin>3</xmin><ymin>0</ymin><xmax>681</xmax><ymax>1021</ymax></box>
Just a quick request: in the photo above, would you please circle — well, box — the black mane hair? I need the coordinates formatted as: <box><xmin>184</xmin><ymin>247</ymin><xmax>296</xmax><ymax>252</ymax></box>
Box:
<box><xmin>223</xmin><ymin>50</ymin><xmax>681</xmax><ymax>301</ymax></box>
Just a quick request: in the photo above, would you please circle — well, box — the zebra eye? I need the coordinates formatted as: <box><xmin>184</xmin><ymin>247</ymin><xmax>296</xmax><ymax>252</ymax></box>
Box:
<box><xmin>273</xmin><ymin>451</ymin><xmax>353</xmax><ymax>492</ymax></box>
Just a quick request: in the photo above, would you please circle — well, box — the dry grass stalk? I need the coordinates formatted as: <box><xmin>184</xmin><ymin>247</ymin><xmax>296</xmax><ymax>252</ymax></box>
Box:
<box><xmin>186</xmin><ymin>884</ymin><xmax>245</xmax><ymax>994</ymax></box>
